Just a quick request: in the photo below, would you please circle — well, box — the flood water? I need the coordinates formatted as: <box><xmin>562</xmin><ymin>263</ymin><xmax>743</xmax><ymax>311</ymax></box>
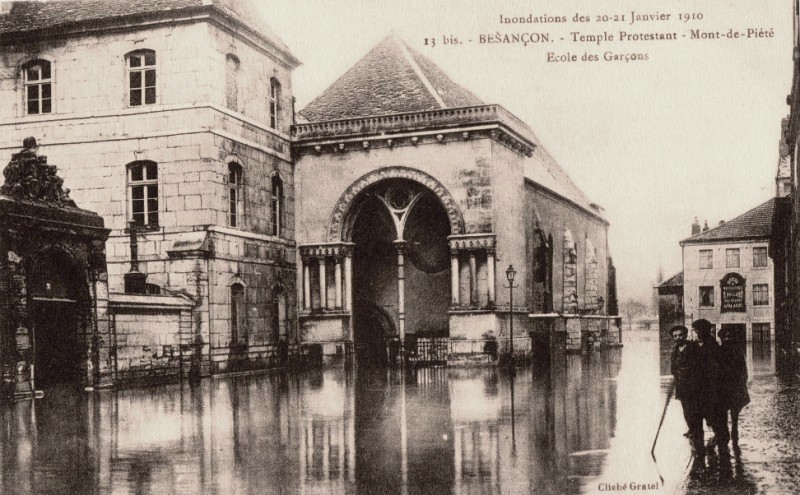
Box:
<box><xmin>0</xmin><ymin>336</ymin><xmax>776</xmax><ymax>495</ymax></box>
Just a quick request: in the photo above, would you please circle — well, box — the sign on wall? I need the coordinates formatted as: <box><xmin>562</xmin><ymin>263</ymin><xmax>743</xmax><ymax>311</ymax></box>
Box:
<box><xmin>720</xmin><ymin>272</ymin><xmax>746</xmax><ymax>313</ymax></box>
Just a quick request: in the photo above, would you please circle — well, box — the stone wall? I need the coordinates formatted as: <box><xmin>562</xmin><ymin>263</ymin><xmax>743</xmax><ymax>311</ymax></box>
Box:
<box><xmin>108</xmin><ymin>293</ymin><xmax>196</xmax><ymax>386</ymax></box>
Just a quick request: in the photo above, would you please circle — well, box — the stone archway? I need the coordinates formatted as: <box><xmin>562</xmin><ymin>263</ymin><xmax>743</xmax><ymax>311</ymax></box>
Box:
<box><xmin>345</xmin><ymin>176</ymin><xmax>454</xmax><ymax>364</ymax></box>
<box><xmin>328</xmin><ymin>166</ymin><xmax>464</xmax><ymax>243</ymax></box>
<box><xmin>28</xmin><ymin>247</ymin><xmax>90</xmax><ymax>389</ymax></box>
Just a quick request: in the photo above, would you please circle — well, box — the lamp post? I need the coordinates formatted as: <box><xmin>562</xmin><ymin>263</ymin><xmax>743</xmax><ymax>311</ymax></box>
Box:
<box><xmin>505</xmin><ymin>265</ymin><xmax>517</xmax><ymax>367</ymax></box>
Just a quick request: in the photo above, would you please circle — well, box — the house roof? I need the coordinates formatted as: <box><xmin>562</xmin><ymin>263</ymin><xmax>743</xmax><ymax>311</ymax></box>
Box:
<box><xmin>0</xmin><ymin>0</ymin><xmax>294</xmax><ymax>61</ymax></box>
<box><xmin>299</xmin><ymin>35</ymin><xmax>484</xmax><ymax>122</ymax></box>
<box><xmin>681</xmin><ymin>198</ymin><xmax>775</xmax><ymax>245</ymax></box>
<box><xmin>658</xmin><ymin>271</ymin><xmax>683</xmax><ymax>288</ymax></box>
<box><xmin>299</xmin><ymin>35</ymin><xmax>605</xmax><ymax>222</ymax></box>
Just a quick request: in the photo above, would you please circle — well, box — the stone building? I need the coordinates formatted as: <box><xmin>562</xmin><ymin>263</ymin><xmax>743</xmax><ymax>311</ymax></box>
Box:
<box><xmin>0</xmin><ymin>0</ymin><xmax>618</xmax><ymax>390</ymax></box>
<box><xmin>0</xmin><ymin>0</ymin><xmax>299</xmax><ymax>384</ymax></box>
<box><xmin>772</xmin><ymin>0</ymin><xmax>800</xmax><ymax>376</ymax></box>
<box><xmin>680</xmin><ymin>201</ymin><xmax>776</xmax><ymax>345</ymax></box>
<box><xmin>293</xmin><ymin>35</ymin><xmax>618</xmax><ymax>363</ymax></box>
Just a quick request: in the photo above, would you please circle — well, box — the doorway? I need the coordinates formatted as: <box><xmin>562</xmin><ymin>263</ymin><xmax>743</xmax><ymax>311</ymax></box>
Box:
<box><xmin>720</xmin><ymin>323</ymin><xmax>746</xmax><ymax>353</ymax></box>
<box><xmin>28</xmin><ymin>250</ymin><xmax>87</xmax><ymax>389</ymax></box>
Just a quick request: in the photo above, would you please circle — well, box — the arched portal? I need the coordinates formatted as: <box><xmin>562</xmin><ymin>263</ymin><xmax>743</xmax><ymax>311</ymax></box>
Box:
<box><xmin>28</xmin><ymin>248</ymin><xmax>89</xmax><ymax>388</ymax></box>
<box><xmin>348</xmin><ymin>178</ymin><xmax>453</xmax><ymax>366</ymax></box>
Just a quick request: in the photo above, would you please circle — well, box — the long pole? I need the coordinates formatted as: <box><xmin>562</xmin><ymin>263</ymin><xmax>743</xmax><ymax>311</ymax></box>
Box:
<box><xmin>509</xmin><ymin>281</ymin><xmax>514</xmax><ymax>366</ymax></box>
<box><xmin>650</xmin><ymin>381</ymin><xmax>675</xmax><ymax>485</ymax></box>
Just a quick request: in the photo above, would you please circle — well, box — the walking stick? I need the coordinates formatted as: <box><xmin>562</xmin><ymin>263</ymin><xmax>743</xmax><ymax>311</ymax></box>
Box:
<box><xmin>651</xmin><ymin>381</ymin><xmax>675</xmax><ymax>485</ymax></box>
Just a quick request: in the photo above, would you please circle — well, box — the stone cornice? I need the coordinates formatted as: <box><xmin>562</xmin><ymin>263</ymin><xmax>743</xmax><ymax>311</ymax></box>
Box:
<box><xmin>448</xmin><ymin>233</ymin><xmax>496</xmax><ymax>252</ymax></box>
<box><xmin>300</xmin><ymin>242</ymin><xmax>354</xmax><ymax>259</ymax></box>
<box><xmin>291</xmin><ymin>105</ymin><xmax>536</xmax><ymax>158</ymax></box>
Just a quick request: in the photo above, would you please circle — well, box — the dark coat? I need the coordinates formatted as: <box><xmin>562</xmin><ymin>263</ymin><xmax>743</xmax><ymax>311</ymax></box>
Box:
<box><xmin>694</xmin><ymin>338</ymin><xmax>724</xmax><ymax>416</ymax></box>
<box><xmin>672</xmin><ymin>341</ymin><xmax>702</xmax><ymax>401</ymax></box>
<box><xmin>718</xmin><ymin>342</ymin><xmax>750</xmax><ymax>412</ymax></box>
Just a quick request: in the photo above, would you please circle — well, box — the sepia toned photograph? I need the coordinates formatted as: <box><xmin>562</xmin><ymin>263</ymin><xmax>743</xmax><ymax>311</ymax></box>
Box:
<box><xmin>0</xmin><ymin>0</ymin><xmax>797</xmax><ymax>493</ymax></box>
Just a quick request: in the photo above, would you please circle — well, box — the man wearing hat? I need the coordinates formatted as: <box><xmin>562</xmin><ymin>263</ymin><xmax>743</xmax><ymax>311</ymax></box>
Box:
<box><xmin>670</xmin><ymin>325</ymin><xmax>704</xmax><ymax>469</ymax></box>
<box><xmin>691</xmin><ymin>319</ymin><xmax>731</xmax><ymax>463</ymax></box>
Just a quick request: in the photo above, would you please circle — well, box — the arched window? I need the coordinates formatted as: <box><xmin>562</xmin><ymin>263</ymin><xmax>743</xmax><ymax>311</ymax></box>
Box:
<box><xmin>128</xmin><ymin>161</ymin><xmax>159</xmax><ymax>227</ymax></box>
<box><xmin>269</xmin><ymin>78</ymin><xmax>280</xmax><ymax>129</ymax></box>
<box><xmin>230</xmin><ymin>283</ymin><xmax>246</xmax><ymax>345</ymax></box>
<box><xmin>126</xmin><ymin>49</ymin><xmax>156</xmax><ymax>106</ymax></box>
<box><xmin>23</xmin><ymin>59</ymin><xmax>52</xmax><ymax>115</ymax></box>
<box><xmin>271</xmin><ymin>175</ymin><xmax>283</xmax><ymax>236</ymax></box>
<box><xmin>225</xmin><ymin>54</ymin><xmax>240</xmax><ymax>111</ymax></box>
<box><xmin>228</xmin><ymin>162</ymin><xmax>243</xmax><ymax>227</ymax></box>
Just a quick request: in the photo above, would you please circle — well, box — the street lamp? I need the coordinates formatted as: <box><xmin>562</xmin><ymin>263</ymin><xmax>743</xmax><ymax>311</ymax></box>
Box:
<box><xmin>505</xmin><ymin>265</ymin><xmax>517</xmax><ymax>367</ymax></box>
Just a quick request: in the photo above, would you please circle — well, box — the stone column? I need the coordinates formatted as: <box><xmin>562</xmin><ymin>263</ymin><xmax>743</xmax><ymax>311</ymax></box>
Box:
<box><xmin>487</xmin><ymin>249</ymin><xmax>496</xmax><ymax>306</ymax></box>
<box><xmin>319</xmin><ymin>258</ymin><xmax>328</xmax><ymax>310</ymax></box>
<box><xmin>469</xmin><ymin>252</ymin><xmax>478</xmax><ymax>306</ymax></box>
<box><xmin>303</xmin><ymin>258</ymin><xmax>311</xmax><ymax>310</ymax></box>
<box><xmin>451</xmin><ymin>250</ymin><xmax>460</xmax><ymax>306</ymax></box>
<box><xmin>344</xmin><ymin>251</ymin><xmax>353</xmax><ymax>312</ymax></box>
<box><xmin>394</xmin><ymin>240</ymin><xmax>407</xmax><ymax>344</ymax></box>
<box><xmin>335</xmin><ymin>256</ymin><xmax>343</xmax><ymax>309</ymax></box>
<box><xmin>344</xmin><ymin>249</ymin><xmax>354</xmax><ymax>346</ymax></box>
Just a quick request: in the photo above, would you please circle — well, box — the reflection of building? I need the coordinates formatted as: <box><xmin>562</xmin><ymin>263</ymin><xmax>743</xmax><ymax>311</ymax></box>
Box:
<box><xmin>679</xmin><ymin>201</ymin><xmax>776</xmax><ymax>343</ymax></box>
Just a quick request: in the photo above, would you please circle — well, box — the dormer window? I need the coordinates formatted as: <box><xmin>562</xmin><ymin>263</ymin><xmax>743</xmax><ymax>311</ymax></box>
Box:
<box><xmin>23</xmin><ymin>60</ymin><xmax>52</xmax><ymax>115</ymax></box>
<box><xmin>127</xmin><ymin>50</ymin><xmax>156</xmax><ymax>106</ymax></box>
<box><xmin>269</xmin><ymin>78</ymin><xmax>280</xmax><ymax>129</ymax></box>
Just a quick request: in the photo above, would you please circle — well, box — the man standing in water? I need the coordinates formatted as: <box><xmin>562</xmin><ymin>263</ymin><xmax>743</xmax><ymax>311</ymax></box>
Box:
<box><xmin>670</xmin><ymin>325</ymin><xmax>705</xmax><ymax>471</ymax></box>
<box><xmin>691</xmin><ymin>319</ymin><xmax>731</xmax><ymax>465</ymax></box>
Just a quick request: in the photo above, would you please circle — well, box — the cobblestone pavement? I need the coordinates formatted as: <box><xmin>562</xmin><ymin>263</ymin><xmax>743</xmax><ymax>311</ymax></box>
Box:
<box><xmin>678</xmin><ymin>364</ymin><xmax>800</xmax><ymax>494</ymax></box>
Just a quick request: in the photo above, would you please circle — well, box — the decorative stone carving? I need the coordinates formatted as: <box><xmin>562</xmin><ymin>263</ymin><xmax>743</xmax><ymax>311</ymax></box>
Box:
<box><xmin>328</xmin><ymin>166</ymin><xmax>464</xmax><ymax>241</ymax></box>
<box><xmin>0</xmin><ymin>138</ymin><xmax>76</xmax><ymax>206</ymax></box>
<box><xmin>448</xmin><ymin>234</ymin><xmax>496</xmax><ymax>251</ymax></box>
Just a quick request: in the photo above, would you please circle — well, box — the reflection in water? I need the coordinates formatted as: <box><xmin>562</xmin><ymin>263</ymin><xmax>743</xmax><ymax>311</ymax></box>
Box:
<box><xmin>1</xmin><ymin>344</ymin><xmax>632</xmax><ymax>494</ymax></box>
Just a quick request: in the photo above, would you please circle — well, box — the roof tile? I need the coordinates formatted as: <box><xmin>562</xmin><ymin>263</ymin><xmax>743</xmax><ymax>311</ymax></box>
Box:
<box><xmin>299</xmin><ymin>35</ymin><xmax>482</xmax><ymax>122</ymax></box>
<box><xmin>681</xmin><ymin>198</ymin><xmax>775</xmax><ymax>244</ymax></box>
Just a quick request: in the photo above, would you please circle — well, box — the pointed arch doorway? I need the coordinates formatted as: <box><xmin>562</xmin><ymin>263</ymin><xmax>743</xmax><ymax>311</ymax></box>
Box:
<box><xmin>347</xmin><ymin>179</ymin><xmax>453</xmax><ymax>367</ymax></box>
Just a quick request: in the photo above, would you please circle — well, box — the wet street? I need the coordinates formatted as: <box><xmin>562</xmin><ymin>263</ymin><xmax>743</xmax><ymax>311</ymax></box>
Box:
<box><xmin>0</xmin><ymin>333</ymin><xmax>795</xmax><ymax>495</ymax></box>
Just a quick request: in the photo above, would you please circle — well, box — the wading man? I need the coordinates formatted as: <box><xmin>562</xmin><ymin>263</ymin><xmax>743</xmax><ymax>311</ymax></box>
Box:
<box><xmin>670</xmin><ymin>325</ymin><xmax>705</xmax><ymax>470</ymax></box>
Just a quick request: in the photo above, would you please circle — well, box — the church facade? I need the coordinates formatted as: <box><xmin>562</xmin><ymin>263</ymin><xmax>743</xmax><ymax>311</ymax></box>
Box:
<box><xmin>0</xmin><ymin>0</ymin><xmax>618</xmax><ymax>389</ymax></box>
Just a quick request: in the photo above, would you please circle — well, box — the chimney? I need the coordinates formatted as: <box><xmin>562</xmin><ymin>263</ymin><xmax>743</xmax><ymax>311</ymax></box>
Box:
<box><xmin>703</xmin><ymin>220</ymin><xmax>709</xmax><ymax>232</ymax></box>
<box><xmin>691</xmin><ymin>217</ymin><xmax>701</xmax><ymax>236</ymax></box>
<box><xmin>719</xmin><ymin>220</ymin><xmax>725</xmax><ymax>226</ymax></box>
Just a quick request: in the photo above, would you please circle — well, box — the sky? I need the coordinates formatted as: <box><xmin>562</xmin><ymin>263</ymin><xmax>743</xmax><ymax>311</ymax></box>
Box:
<box><xmin>261</xmin><ymin>0</ymin><xmax>794</xmax><ymax>302</ymax></box>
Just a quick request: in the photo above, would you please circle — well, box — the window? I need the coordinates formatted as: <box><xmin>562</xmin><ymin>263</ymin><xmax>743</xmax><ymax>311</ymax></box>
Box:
<box><xmin>699</xmin><ymin>249</ymin><xmax>713</xmax><ymax>269</ymax></box>
<box><xmin>753</xmin><ymin>284</ymin><xmax>769</xmax><ymax>306</ymax></box>
<box><xmin>269</xmin><ymin>78</ymin><xmax>280</xmax><ymax>129</ymax></box>
<box><xmin>127</xmin><ymin>50</ymin><xmax>156</xmax><ymax>106</ymax></box>
<box><xmin>128</xmin><ymin>161</ymin><xmax>158</xmax><ymax>227</ymax></box>
<box><xmin>23</xmin><ymin>60</ymin><xmax>52</xmax><ymax>115</ymax></box>
<box><xmin>230</xmin><ymin>283</ymin><xmax>246</xmax><ymax>345</ymax></box>
<box><xmin>699</xmin><ymin>286</ymin><xmax>715</xmax><ymax>307</ymax></box>
<box><xmin>225</xmin><ymin>54</ymin><xmax>239</xmax><ymax>111</ymax></box>
<box><xmin>271</xmin><ymin>175</ymin><xmax>283</xmax><ymax>236</ymax></box>
<box><xmin>752</xmin><ymin>323</ymin><xmax>771</xmax><ymax>345</ymax></box>
<box><xmin>753</xmin><ymin>247</ymin><xmax>768</xmax><ymax>267</ymax></box>
<box><xmin>228</xmin><ymin>162</ymin><xmax>243</xmax><ymax>227</ymax></box>
<box><xmin>725</xmin><ymin>248</ymin><xmax>740</xmax><ymax>268</ymax></box>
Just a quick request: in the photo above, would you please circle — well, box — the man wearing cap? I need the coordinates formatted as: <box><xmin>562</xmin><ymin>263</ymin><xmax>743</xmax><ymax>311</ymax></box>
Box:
<box><xmin>670</xmin><ymin>325</ymin><xmax>704</xmax><ymax>468</ymax></box>
<box><xmin>691</xmin><ymin>319</ymin><xmax>731</xmax><ymax>463</ymax></box>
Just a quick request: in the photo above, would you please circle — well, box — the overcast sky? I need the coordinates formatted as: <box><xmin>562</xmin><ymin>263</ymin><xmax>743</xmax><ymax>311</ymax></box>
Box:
<box><xmin>261</xmin><ymin>0</ymin><xmax>793</xmax><ymax>302</ymax></box>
